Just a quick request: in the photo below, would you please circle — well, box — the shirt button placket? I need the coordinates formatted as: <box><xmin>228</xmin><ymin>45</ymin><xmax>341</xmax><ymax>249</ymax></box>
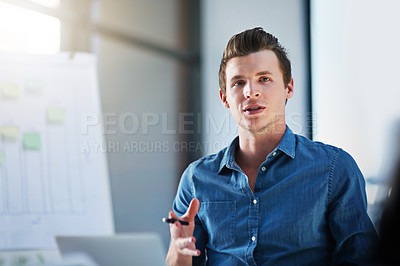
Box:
<box><xmin>247</xmin><ymin>195</ymin><xmax>259</xmax><ymax>264</ymax></box>
<box><xmin>249</xmin><ymin>197</ymin><xmax>259</xmax><ymax>245</ymax></box>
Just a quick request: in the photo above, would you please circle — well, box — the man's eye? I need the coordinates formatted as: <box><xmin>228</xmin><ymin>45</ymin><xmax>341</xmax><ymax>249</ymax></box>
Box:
<box><xmin>233</xmin><ymin>81</ymin><xmax>244</xmax><ymax>86</ymax></box>
<box><xmin>260</xmin><ymin>77</ymin><xmax>270</xmax><ymax>82</ymax></box>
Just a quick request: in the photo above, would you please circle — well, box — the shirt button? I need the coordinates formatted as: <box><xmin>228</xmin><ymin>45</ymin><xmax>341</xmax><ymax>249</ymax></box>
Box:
<box><xmin>253</xmin><ymin>199</ymin><xmax>257</xmax><ymax>205</ymax></box>
<box><xmin>261</xmin><ymin>166</ymin><xmax>266</xmax><ymax>171</ymax></box>
<box><xmin>251</xmin><ymin>236</ymin><xmax>256</xmax><ymax>242</ymax></box>
<box><xmin>272</xmin><ymin>152</ymin><xmax>277</xmax><ymax>156</ymax></box>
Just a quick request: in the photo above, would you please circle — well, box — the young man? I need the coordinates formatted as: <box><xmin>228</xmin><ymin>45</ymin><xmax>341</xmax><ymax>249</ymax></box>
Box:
<box><xmin>166</xmin><ymin>27</ymin><xmax>378</xmax><ymax>265</ymax></box>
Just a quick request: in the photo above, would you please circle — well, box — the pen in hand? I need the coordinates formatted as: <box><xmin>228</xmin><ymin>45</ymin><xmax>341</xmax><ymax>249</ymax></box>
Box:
<box><xmin>162</xmin><ymin>217</ymin><xmax>189</xmax><ymax>226</ymax></box>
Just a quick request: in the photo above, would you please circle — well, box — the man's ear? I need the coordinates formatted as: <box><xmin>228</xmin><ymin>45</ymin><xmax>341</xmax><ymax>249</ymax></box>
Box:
<box><xmin>286</xmin><ymin>77</ymin><xmax>294</xmax><ymax>100</ymax></box>
<box><xmin>219</xmin><ymin>89</ymin><xmax>230</xmax><ymax>108</ymax></box>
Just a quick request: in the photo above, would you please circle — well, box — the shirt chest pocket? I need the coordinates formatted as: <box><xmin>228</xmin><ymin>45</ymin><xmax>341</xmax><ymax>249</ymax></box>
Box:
<box><xmin>198</xmin><ymin>201</ymin><xmax>236</xmax><ymax>250</ymax></box>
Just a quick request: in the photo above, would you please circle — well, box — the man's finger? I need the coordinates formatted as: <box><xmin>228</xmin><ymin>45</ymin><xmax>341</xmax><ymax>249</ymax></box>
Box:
<box><xmin>175</xmin><ymin>236</ymin><xmax>196</xmax><ymax>249</ymax></box>
<box><xmin>180</xmin><ymin>248</ymin><xmax>201</xmax><ymax>257</ymax></box>
<box><xmin>169</xmin><ymin>213</ymin><xmax>184</xmax><ymax>239</ymax></box>
<box><xmin>168</xmin><ymin>210</ymin><xmax>178</xmax><ymax>220</ymax></box>
<box><xmin>183</xmin><ymin>198</ymin><xmax>200</xmax><ymax>221</ymax></box>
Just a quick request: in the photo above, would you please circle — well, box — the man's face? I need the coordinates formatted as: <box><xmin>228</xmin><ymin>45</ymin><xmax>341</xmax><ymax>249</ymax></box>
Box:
<box><xmin>220</xmin><ymin>50</ymin><xmax>293</xmax><ymax>135</ymax></box>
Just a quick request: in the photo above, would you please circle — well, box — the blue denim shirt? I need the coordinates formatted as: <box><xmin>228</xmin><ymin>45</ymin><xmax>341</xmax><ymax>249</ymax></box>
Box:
<box><xmin>173</xmin><ymin>127</ymin><xmax>378</xmax><ymax>265</ymax></box>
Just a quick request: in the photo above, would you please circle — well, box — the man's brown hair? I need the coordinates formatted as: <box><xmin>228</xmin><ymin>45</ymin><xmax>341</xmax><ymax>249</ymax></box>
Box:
<box><xmin>218</xmin><ymin>27</ymin><xmax>292</xmax><ymax>95</ymax></box>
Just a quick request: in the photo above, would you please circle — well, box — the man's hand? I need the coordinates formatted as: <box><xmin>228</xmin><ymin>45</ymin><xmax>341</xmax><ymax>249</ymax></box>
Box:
<box><xmin>166</xmin><ymin>198</ymin><xmax>200</xmax><ymax>266</ymax></box>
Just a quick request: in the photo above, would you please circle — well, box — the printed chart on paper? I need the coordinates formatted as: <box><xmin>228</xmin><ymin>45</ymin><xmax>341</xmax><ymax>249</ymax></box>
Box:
<box><xmin>0</xmin><ymin>53</ymin><xmax>113</xmax><ymax>249</ymax></box>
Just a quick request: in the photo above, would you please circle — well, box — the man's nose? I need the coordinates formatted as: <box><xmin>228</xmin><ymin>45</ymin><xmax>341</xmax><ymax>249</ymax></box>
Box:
<box><xmin>244</xmin><ymin>81</ymin><xmax>260</xmax><ymax>98</ymax></box>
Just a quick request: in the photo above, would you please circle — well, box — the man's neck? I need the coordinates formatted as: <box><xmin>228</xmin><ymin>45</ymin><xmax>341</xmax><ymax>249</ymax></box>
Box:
<box><xmin>236</xmin><ymin>124</ymin><xmax>287</xmax><ymax>170</ymax></box>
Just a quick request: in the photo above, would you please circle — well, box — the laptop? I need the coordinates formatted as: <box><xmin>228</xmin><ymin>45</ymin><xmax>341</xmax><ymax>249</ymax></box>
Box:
<box><xmin>56</xmin><ymin>232</ymin><xmax>166</xmax><ymax>266</ymax></box>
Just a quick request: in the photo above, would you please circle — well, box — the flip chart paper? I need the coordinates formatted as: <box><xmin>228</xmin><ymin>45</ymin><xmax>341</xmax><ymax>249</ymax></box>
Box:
<box><xmin>0</xmin><ymin>52</ymin><xmax>113</xmax><ymax>250</ymax></box>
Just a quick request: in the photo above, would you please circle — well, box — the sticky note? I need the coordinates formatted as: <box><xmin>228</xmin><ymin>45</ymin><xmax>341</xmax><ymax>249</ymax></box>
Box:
<box><xmin>0</xmin><ymin>126</ymin><xmax>19</xmax><ymax>140</ymax></box>
<box><xmin>0</xmin><ymin>150</ymin><xmax>4</xmax><ymax>164</ymax></box>
<box><xmin>22</xmin><ymin>133</ymin><xmax>41</xmax><ymax>150</ymax></box>
<box><xmin>47</xmin><ymin>107</ymin><xmax>66</xmax><ymax>123</ymax></box>
<box><xmin>25</xmin><ymin>78</ymin><xmax>44</xmax><ymax>94</ymax></box>
<box><xmin>1</xmin><ymin>83</ymin><xmax>21</xmax><ymax>99</ymax></box>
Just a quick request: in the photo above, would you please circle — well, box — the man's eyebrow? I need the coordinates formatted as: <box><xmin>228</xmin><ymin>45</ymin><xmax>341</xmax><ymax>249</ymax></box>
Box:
<box><xmin>229</xmin><ymin>75</ymin><xmax>245</xmax><ymax>81</ymax></box>
<box><xmin>230</xmin><ymin>70</ymin><xmax>273</xmax><ymax>80</ymax></box>
<box><xmin>229</xmin><ymin>71</ymin><xmax>274</xmax><ymax>81</ymax></box>
<box><xmin>256</xmin><ymin>71</ymin><xmax>273</xmax><ymax>76</ymax></box>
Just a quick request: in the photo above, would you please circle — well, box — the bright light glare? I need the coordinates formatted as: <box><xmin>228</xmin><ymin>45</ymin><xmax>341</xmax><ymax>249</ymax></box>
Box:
<box><xmin>30</xmin><ymin>0</ymin><xmax>60</xmax><ymax>8</ymax></box>
<box><xmin>0</xmin><ymin>2</ymin><xmax>60</xmax><ymax>54</ymax></box>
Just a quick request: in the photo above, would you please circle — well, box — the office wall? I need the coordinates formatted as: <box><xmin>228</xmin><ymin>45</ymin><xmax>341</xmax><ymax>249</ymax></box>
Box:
<box><xmin>312</xmin><ymin>0</ymin><xmax>400</xmax><ymax>180</ymax></box>
<box><xmin>201</xmin><ymin>0</ymin><xmax>310</xmax><ymax>154</ymax></box>
<box><xmin>92</xmin><ymin>0</ymin><xmax>182</xmax><ymax>247</ymax></box>
<box><xmin>311</xmin><ymin>0</ymin><xmax>400</xmax><ymax>217</ymax></box>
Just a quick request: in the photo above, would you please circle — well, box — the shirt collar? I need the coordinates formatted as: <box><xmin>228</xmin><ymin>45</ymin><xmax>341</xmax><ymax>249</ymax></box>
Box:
<box><xmin>218</xmin><ymin>126</ymin><xmax>296</xmax><ymax>174</ymax></box>
<box><xmin>218</xmin><ymin>136</ymin><xmax>239</xmax><ymax>173</ymax></box>
<box><xmin>276</xmin><ymin>126</ymin><xmax>296</xmax><ymax>159</ymax></box>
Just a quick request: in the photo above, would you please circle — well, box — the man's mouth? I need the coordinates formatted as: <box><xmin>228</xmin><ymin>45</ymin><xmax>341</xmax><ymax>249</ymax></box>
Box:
<box><xmin>244</xmin><ymin>105</ymin><xmax>265</xmax><ymax>114</ymax></box>
<box><xmin>246</xmin><ymin>106</ymin><xmax>262</xmax><ymax>111</ymax></box>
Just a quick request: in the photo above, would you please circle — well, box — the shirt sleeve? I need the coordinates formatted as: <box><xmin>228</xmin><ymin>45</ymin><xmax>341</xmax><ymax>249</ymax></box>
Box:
<box><xmin>172</xmin><ymin>163</ymin><xmax>208</xmax><ymax>265</ymax></box>
<box><xmin>327</xmin><ymin>149</ymin><xmax>379</xmax><ymax>264</ymax></box>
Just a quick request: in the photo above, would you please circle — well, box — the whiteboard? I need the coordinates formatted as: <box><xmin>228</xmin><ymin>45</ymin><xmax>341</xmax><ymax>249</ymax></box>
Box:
<box><xmin>0</xmin><ymin>52</ymin><xmax>113</xmax><ymax>250</ymax></box>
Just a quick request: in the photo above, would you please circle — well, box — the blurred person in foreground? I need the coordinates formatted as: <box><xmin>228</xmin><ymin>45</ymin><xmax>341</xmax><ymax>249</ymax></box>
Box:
<box><xmin>377</xmin><ymin>124</ymin><xmax>400</xmax><ymax>265</ymax></box>
<box><xmin>166</xmin><ymin>27</ymin><xmax>378</xmax><ymax>265</ymax></box>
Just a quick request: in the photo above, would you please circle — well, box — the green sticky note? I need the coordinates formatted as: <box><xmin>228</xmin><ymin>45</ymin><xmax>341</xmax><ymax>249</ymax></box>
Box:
<box><xmin>1</xmin><ymin>83</ymin><xmax>21</xmax><ymax>99</ymax></box>
<box><xmin>0</xmin><ymin>150</ymin><xmax>4</xmax><ymax>164</ymax></box>
<box><xmin>47</xmin><ymin>107</ymin><xmax>66</xmax><ymax>123</ymax></box>
<box><xmin>23</xmin><ymin>133</ymin><xmax>41</xmax><ymax>150</ymax></box>
<box><xmin>0</xmin><ymin>126</ymin><xmax>19</xmax><ymax>140</ymax></box>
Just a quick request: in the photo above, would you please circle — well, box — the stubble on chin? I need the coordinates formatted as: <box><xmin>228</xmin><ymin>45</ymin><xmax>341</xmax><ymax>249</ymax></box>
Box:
<box><xmin>240</xmin><ymin>115</ymin><xmax>286</xmax><ymax>136</ymax></box>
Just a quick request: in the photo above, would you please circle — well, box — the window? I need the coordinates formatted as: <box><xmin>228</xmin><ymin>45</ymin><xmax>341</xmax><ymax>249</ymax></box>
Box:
<box><xmin>0</xmin><ymin>1</ymin><xmax>60</xmax><ymax>54</ymax></box>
